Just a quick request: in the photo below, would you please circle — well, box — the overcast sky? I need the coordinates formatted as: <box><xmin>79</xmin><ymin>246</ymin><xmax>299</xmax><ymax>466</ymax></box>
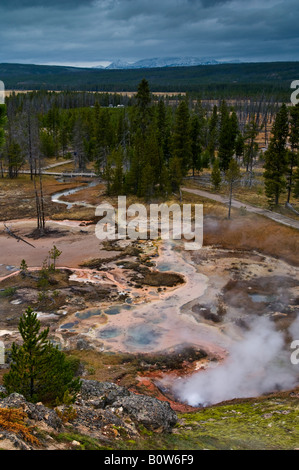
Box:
<box><xmin>0</xmin><ymin>0</ymin><xmax>298</xmax><ymax>67</ymax></box>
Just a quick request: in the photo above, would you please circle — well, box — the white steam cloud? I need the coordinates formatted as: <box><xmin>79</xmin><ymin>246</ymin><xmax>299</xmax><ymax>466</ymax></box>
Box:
<box><xmin>174</xmin><ymin>316</ymin><xmax>299</xmax><ymax>407</ymax></box>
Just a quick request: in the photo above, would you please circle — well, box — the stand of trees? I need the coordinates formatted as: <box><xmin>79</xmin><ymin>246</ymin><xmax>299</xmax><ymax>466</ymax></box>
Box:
<box><xmin>263</xmin><ymin>103</ymin><xmax>299</xmax><ymax>207</ymax></box>
<box><xmin>0</xmin><ymin>82</ymin><xmax>298</xmax><ymax>207</ymax></box>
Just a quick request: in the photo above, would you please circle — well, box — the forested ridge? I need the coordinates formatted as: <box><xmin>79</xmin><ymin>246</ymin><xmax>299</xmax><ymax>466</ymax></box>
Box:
<box><xmin>1</xmin><ymin>61</ymin><xmax>299</xmax><ymax>99</ymax></box>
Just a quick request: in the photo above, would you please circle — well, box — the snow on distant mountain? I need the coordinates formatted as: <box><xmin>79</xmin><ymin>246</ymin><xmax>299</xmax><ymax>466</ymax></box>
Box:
<box><xmin>93</xmin><ymin>57</ymin><xmax>241</xmax><ymax>70</ymax></box>
<box><xmin>94</xmin><ymin>57</ymin><xmax>241</xmax><ymax>70</ymax></box>
<box><xmin>105</xmin><ymin>59</ymin><xmax>133</xmax><ymax>69</ymax></box>
<box><xmin>130</xmin><ymin>57</ymin><xmax>220</xmax><ymax>68</ymax></box>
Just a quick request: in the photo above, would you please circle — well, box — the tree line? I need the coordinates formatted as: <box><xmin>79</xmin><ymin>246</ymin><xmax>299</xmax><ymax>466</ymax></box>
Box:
<box><xmin>0</xmin><ymin>80</ymin><xmax>298</xmax><ymax>208</ymax></box>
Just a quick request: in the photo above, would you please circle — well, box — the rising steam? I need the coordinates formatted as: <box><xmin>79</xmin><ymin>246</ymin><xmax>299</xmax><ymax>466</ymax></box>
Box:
<box><xmin>174</xmin><ymin>316</ymin><xmax>299</xmax><ymax>407</ymax></box>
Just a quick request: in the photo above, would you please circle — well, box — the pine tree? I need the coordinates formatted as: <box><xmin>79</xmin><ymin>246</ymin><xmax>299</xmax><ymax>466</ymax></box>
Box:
<box><xmin>287</xmin><ymin>103</ymin><xmax>299</xmax><ymax>202</ymax></box>
<box><xmin>20</xmin><ymin>259</ymin><xmax>28</xmax><ymax>277</ymax></box>
<box><xmin>4</xmin><ymin>307</ymin><xmax>81</xmax><ymax>404</ymax></box>
<box><xmin>225</xmin><ymin>159</ymin><xmax>240</xmax><ymax>219</ymax></box>
<box><xmin>0</xmin><ymin>104</ymin><xmax>6</xmax><ymax>154</ymax></box>
<box><xmin>125</xmin><ymin>129</ymin><xmax>144</xmax><ymax>195</ymax></box>
<box><xmin>168</xmin><ymin>156</ymin><xmax>183</xmax><ymax>194</ymax></box>
<box><xmin>190</xmin><ymin>114</ymin><xmax>203</xmax><ymax>176</ymax></box>
<box><xmin>135</xmin><ymin>78</ymin><xmax>152</xmax><ymax>136</ymax></box>
<box><xmin>156</xmin><ymin>99</ymin><xmax>170</xmax><ymax>163</ymax></box>
<box><xmin>218</xmin><ymin>102</ymin><xmax>238</xmax><ymax>171</ymax></box>
<box><xmin>207</xmin><ymin>104</ymin><xmax>218</xmax><ymax>162</ymax></box>
<box><xmin>263</xmin><ymin>104</ymin><xmax>289</xmax><ymax>207</ymax></box>
<box><xmin>48</xmin><ymin>245</ymin><xmax>62</xmax><ymax>271</ymax></box>
<box><xmin>172</xmin><ymin>100</ymin><xmax>192</xmax><ymax>176</ymax></box>
<box><xmin>211</xmin><ymin>158</ymin><xmax>221</xmax><ymax>190</ymax></box>
<box><xmin>6</xmin><ymin>140</ymin><xmax>24</xmax><ymax>178</ymax></box>
<box><xmin>110</xmin><ymin>147</ymin><xmax>124</xmax><ymax>195</ymax></box>
<box><xmin>243</xmin><ymin>119</ymin><xmax>259</xmax><ymax>186</ymax></box>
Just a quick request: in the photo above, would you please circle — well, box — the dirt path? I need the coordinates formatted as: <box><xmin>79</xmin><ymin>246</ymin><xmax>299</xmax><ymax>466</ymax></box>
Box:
<box><xmin>181</xmin><ymin>187</ymin><xmax>299</xmax><ymax>230</ymax></box>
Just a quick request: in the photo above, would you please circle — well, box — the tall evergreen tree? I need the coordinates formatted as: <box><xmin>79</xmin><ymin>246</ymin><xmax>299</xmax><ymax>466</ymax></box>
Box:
<box><xmin>0</xmin><ymin>104</ymin><xmax>6</xmax><ymax>149</ymax></box>
<box><xmin>218</xmin><ymin>102</ymin><xmax>238</xmax><ymax>171</ymax></box>
<box><xmin>110</xmin><ymin>147</ymin><xmax>124</xmax><ymax>195</ymax></box>
<box><xmin>135</xmin><ymin>78</ymin><xmax>152</xmax><ymax>136</ymax></box>
<box><xmin>125</xmin><ymin>129</ymin><xmax>144</xmax><ymax>195</ymax></box>
<box><xmin>207</xmin><ymin>104</ymin><xmax>218</xmax><ymax>162</ymax></box>
<box><xmin>211</xmin><ymin>158</ymin><xmax>222</xmax><ymax>190</ymax></box>
<box><xmin>263</xmin><ymin>104</ymin><xmax>289</xmax><ymax>207</ymax></box>
<box><xmin>172</xmin><ymin>100</ymin><xmax>192</xmax><ymax>176</ymax></box>
<box><xmin>4</xmin><ymin>307</ymin><xmax>81</xmax><ymax>404</ymax></box>
<box><xmin>287</xmin><ymin>103</ymin><xmax>299</xmax><ymax>202</ymax></box>
<box><xmin>243</xmin><ymin>118</ymin><xmax>259</xmax><ymax>186</ymax></box>
<box><xmin>5</xmin><ymin>140</ymin><xmax>24</xmax><ymax>178</ymax></box>
<box><xmin>225</xmin><ymin>159</ymin><xmax>241</xmax><ymax>219</ymax></box>
<box><xmin>190</xmin><ymin>114</ymin><xmax>203</xmax><ymax>176</ymax></box>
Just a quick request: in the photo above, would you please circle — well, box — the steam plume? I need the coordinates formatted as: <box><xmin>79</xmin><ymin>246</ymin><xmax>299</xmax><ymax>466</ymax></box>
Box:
<box><xmin>174</xmin><ymin>316</ymin><xmax>298</xmax><ymax>407</ymax></box>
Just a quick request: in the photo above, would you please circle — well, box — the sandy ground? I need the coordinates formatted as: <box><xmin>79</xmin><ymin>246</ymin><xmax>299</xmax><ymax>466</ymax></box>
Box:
<box><xmin>0</xmin><ymin>218</ymin><xmax>118</xmax><ymax>273</ymax></box>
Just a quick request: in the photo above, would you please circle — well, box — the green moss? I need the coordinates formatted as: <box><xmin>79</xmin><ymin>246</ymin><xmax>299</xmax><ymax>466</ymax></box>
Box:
<box><xmin>54</xmin><ymin>432</ymin><xmax>112</xmax><ymax>450</ymax></box>
<box><xmin>176</xmin><ymin>398</ymin><xmax>299</xmax><ymax>450</ymax></box>
<box><xmin>106</xmin><ymin>396</ymin><xmax>299</xmax><ymax>450</ymax></box>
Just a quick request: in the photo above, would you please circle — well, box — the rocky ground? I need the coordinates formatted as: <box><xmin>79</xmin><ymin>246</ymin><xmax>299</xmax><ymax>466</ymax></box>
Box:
<box><xmin>0</xmin><ymin>380</ymin><xmax>177</xmax><ymax>450</ymax></box>
<box><xmin>1</xmin><ymin>381</ymin><xmax>298</xmax><ymax>451</ymax></box>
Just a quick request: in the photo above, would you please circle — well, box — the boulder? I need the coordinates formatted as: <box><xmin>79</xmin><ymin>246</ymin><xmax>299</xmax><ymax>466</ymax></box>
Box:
<box><xmin>79</xmin><ymin>380</ymin><xmax>177</xmax><ymax>432</ymax></box>
<box><xmin>113</xmin><ymin>394</ymin><xmax>178</xmax><ymax>432</ymax></box>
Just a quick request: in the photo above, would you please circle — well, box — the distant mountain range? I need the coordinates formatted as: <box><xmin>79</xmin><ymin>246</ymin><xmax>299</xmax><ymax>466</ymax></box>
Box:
<box><xmin>1</xmin><ymin>61</ymin><xmax>298</xmax><ymax>100</ymax></box>
<box><xmin>94</xmin><ymin>57</ymin><xmax>242</xmax><ymax>70</ymax></box>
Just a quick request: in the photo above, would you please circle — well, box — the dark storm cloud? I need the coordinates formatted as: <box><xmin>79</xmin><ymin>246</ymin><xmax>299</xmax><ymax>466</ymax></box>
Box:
<box><xmin>0</xmin><ymin>0</ymin><xmax>95</xmax><ymax>8</ymax></box>
<box><xmin>0</xmin><ymin>0</ymin><xmax>298</xmax><ymax>66</ymax></box>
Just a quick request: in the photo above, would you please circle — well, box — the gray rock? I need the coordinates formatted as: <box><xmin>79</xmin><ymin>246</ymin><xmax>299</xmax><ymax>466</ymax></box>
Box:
<box><xmin>0</xmin><ymin>392</ymin><xmax>27</xmax><ymax>408</ymax></box>
<box><xmin>113</xmin><ymin>395</ymin><xmax>178</xmax><ymax>432</ymax></box>
<box><xmin>0</xmin><ymin>393</ymin><xmax>63</xmax><ymax>430</ymax></box>
<box><xmin>80</xmin><ymin>380</ymin><xmax>130</xmax><ymax>406</ymax></box>
<box><xmin>0</xmin><ymin>430</ymin><xmax>32</xmax><ymax>450</ymax></box>
<box><xmin>79</xmin><ymin>379</ymin><xmax>177</xmax><ymax>432</ymax></box>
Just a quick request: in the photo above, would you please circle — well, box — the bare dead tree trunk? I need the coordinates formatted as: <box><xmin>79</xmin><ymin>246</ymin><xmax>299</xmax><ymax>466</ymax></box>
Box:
<box><xmin>33</xmin><ymin>176</ymin><xmax>42</xmax><ymax>230</ymax></box>
<box><xmin>228</xmin><ymin>181</ymin><xmax>233</xmax><ymax>219</ymax></box>
<box><xmin>28</xmin><ymin>116</ymin><xmax>32</xmax><ymax>180</ymax></box>
<box><xmin>39</xmin><ymin>171</ymin><xmax>45</xmax><ymax>231</ymax></box>
<box><xmin>33</xmin><ymin>159</ymin><xmax>46</xmax><ymax>234</ymax></box>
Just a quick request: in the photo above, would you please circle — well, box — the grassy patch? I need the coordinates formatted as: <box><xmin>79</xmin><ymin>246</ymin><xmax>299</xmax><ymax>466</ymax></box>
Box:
<box><xmin>53</xmin><ymin>394</ymin><xmax>299</xmax><ymax>450</ymax></box>
<box><xmin>0</xmin><ymin>287</ymin><xmax>17</xmax><ymax>298</ymax></box>
<box><xmin>175</xmin><ymin>397</ymin><xmax>299</xmax><ymax>450</ymax></box>
<box><xmin>54</xmin><ymin>431</ymin><xmax>111</xmax><ymax>450</ymax></box>
<box><xmin>181</xmin><ymin>191</ymin><xmax>299</xmax><ymax>267</ymax></box>
<box><xmin>0</xmin><ymin>174</ymin><xmax>94</xmax><ymax>221</ymax></box>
